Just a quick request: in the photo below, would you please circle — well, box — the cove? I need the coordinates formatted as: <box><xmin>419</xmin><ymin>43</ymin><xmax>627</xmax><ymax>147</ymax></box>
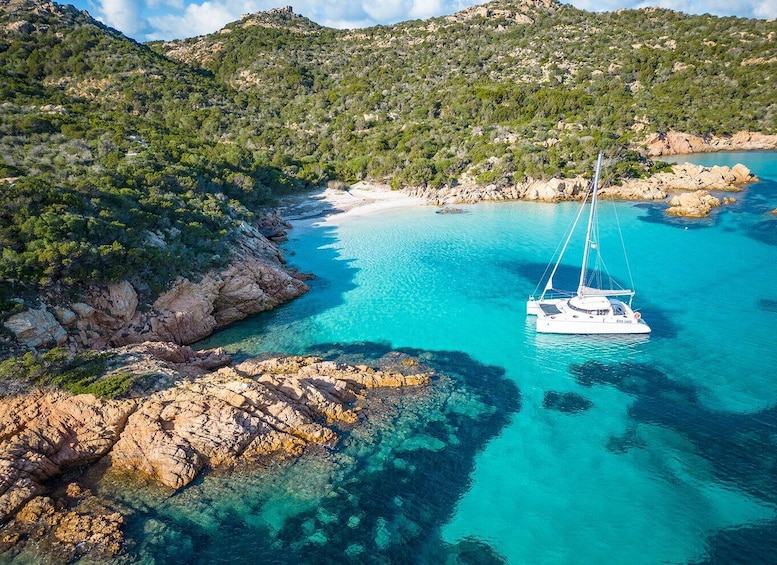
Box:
<box><xmin>190</xmin><ymin>152</ymin><xmax>777</xmax><ymax>563</ymax></box>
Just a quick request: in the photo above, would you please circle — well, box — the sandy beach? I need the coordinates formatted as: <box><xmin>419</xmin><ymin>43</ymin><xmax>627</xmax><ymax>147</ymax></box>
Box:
<box><xmin>281</xmin><ymin>182</ymin><xmax>427</xmax><ymax>226</ymax></box>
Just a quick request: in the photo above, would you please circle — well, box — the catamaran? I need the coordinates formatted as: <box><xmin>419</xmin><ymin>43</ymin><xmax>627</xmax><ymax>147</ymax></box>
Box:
<box><xmin>526</xmin><ymin>153</ymin><xmax>651</xmax><ymax>334</ymax></box>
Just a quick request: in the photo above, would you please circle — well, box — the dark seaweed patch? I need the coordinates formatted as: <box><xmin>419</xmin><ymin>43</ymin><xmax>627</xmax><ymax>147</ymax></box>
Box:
<box><xmin>758</xmin><ymin>299</ymin><xmax>777</xmax><ymax>313</ymax></box>
<box><xmin>570</xmin><ymin>360</ymin><xmax>777</xmax><ymax>508</ymax></box>
<box><xmin>747</xmin><ymin>217</ymin><xmax>777</xmax><ymax>247</ymax></box>
<box><xmin>692</xmin><ymin>521</ymin><xmax>777</xmax><ymax>565</ymax></box>
<box><xmin>543</xmin><ymin>391</ymin><xmax>593</xmax><ymax>413</ymax></box>
<box><xmin>442</xmin><ymin>536</ymin><xmax>508</xmax><ymax>564</ymax></box>
<box><xmin>570</xmin><ymin>360</ymin><xmax>697</xmax><ymax>402</ymax></box>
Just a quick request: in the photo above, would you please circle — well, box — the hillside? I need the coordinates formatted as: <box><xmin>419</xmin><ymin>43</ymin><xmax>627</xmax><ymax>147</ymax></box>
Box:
<box><xmin>1</xmin><ymin>0</ymin><xmax>775</xmax><ymax>303</ymax></box>
<box><xmin>0</xmin><ymin>0</ymin><xmax>304</xmax><ymax>296</ymax></box>
<box><xmin>153</xmin><ymin>0</ymin><xmax>776</xmax><ymax>187</ymax></box>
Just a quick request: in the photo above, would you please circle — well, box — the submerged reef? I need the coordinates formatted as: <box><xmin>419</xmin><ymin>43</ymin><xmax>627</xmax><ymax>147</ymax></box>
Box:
<box><xmin>0</xmin><ymin>343</ymin><xmax>520</xmax><ymax>564</ymax></box>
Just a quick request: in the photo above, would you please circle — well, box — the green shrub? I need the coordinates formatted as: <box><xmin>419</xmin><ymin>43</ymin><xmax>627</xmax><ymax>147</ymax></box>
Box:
<box><xmin>0</xmin><ymin>347</ymin><xmax>134</xmax><ymax>399</ymax></box>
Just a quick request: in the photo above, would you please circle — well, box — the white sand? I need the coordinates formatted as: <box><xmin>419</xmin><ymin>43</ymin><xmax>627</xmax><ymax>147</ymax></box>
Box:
<box><xmin>282</xmin><ymin>182</ymin><xmax>426</xmax><ymax>226</ymax></box>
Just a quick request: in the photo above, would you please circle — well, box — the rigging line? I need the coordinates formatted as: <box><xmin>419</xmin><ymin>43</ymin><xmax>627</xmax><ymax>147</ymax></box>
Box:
<box><xmin>533</xmin><ymin>228</ymin><xmax>568</xmax><ymax>297</ymax></box>
<box><xmin>532</xmin><ymin>187</ymin><xmax>590</xmax><ymax>297</ymax></box>
<box><xmin>612</xmin><ymin>196</ymin><xmax>636</xmax><ymax>292</ymax></box>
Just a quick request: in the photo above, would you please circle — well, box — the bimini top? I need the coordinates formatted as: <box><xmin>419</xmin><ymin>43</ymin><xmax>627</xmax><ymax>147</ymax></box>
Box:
<box><xmin>578</xmin><ymin>285</ymin><xmax>635</xmax><ymax>298</ymax></box>
<box><xmin>567</xmin><ymin>294</ymin><xmax>612</xmax><ymax>313</ymax></box>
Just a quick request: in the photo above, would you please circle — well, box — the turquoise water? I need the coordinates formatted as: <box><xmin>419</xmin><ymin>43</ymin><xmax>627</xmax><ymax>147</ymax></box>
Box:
<box><xmin>146</xmin><ymin>152</ymin><xmax>777</xmax><ymax>563</ymax></box>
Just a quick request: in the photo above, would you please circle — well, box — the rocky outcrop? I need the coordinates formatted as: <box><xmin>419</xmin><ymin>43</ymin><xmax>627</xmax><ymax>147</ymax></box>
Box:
<box><xmin>403</xmin><ymin>163</ymin><xmax>755</xmax><ymax>214</ymax></box>
<box><xmin>0</xmin><ymin>391</ymin><xmax>135</xmax><ymax>523</ymax></box>
<box><xmin>0</xmin><ymin>485</ymin><xmax>125</xmax><ymax>563</ymax></box>
<box><xmin>109</xmin><ymin>355</ymin><xmax>430</xmax><ymax>490</ymax></box>
<box><xmin>3</xmin><ymin>219</ymin><xmax>310</xmax><ymax>352</ymax></box>
<box><xmin>600</xmin><ymin>162</ymin><xmax>756</xmax><ymax>202</ymax></box>
<box><xmin>642</xmin><ymin>130</ymin><xmax>777</xmax><ymax>157</ymax></box>
<box><xmin>404</xmin><ymin>176</ymin><xmax>589</xmax><ymax>205</ymax></box>
<box><xmin>0</xmin><ymin>344</ymin><xmax>432</xmax><ymax>522</ymax></box>
<box><xmin>666</xmin><ymin>190</ymin><xmax>721</xmax><ymax>217</ymax></box>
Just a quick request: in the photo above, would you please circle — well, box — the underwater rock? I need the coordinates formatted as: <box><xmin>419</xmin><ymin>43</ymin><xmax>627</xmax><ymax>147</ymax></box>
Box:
<box><xmin>542</xmin><ymin>391</ymin><xmax>593</xmax><ymax>413</ymax></box>
<box><xmin>0</xmin><ymin>485</ymin><xmax>125</xmax><ymax>563</ymax></box>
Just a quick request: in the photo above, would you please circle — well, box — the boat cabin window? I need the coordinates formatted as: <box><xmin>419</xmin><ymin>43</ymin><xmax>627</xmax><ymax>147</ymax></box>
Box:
<box><xmin>568</xmin><ymin>301</ymin><xmax>610</xmax><ymax>316</ymax></box>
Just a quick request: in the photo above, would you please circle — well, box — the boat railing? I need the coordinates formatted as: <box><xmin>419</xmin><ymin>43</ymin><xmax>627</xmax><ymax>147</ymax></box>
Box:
<box><xmin>530</xmin><ymin>289</ymin><xmax>575</xmax><ymax>302</ymax></box>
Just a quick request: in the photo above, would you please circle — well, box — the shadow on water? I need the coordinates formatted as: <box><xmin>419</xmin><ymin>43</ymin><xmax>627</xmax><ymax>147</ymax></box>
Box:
<box><xmin>124</xmin><ymin>343</ymin><xmax>518</xmax><ymax>564</ymax></box>
<box><xmin>570</xmin><ymin>360</ymin><xmax>777</xmax><ymax>563</ymax></box>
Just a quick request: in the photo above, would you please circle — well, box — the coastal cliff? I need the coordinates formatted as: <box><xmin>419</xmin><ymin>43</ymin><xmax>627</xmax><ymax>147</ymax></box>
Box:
<box><xmin>0</xmin><ymin>343</ymin><xmax>431</xmax><ymax>560</ymax></box>
<box><xmin>3</xmin><ymin>217</ymin><xmax>310</xmax><ymax>353</ymax></box>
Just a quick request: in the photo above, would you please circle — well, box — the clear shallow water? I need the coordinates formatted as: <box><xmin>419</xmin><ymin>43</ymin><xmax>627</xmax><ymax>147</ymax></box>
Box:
<box><xmin>147</xmin><ymin>153</ymin><xmax>777</xmax><ymax>563</ymax></box>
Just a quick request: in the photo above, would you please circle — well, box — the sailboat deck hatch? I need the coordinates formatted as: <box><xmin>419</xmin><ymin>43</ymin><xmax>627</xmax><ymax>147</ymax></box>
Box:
<box><xmin>539</xmin><ymin>303</ymin><xmax>562</xmax><ymax>315</ymax></box>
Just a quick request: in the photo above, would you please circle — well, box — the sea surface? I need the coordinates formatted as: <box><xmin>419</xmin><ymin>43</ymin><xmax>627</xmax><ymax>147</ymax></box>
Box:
<box><xmin>132</xmin><ymin>152</ymin><xmax>777</xmax><ymax>563</ymax></box>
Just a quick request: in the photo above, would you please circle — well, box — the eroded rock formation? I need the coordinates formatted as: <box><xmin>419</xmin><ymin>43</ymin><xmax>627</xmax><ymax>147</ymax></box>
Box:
<box><xmin>0</xmin><ymin>343</ymin><xmax>432</xmax><ymax>526</ymax></box>
<box><xmin>643</xmin><ymin>130</ymin><xmax>777</xmax><ymax>157</ymax></box>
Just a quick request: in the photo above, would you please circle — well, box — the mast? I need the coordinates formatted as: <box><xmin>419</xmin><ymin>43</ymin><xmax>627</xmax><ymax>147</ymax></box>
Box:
<box><xmin>541</xmin><ymin>187</ymin><xmax>589</xmax><ymax>295</ymax></box>
<box><xmin>577</xmin><ymin>153</ymin><xmax>603</xmax><ymax>295</ymax></box>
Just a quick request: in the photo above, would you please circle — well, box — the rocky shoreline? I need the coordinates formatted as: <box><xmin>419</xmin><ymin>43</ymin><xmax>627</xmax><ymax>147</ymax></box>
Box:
<box><xmin>403</xmin><ymin>160</ymin><xmax>757</xmax><ymax>218</ymax></box>
<box><xmin>0</xmin><ymin>343</ymin><xmax>432</xmax><ymax>561</ymax></box>
<box><xmin>3</xmin><ymin>213</ymin><xmax>310</xmax><ymax>353</ymax></box>
<box><xmin>398</xmin><ymin>130</ymin><xmax>774</xmax><ymax>213</ymax></box>
<box><xmin>642</xmin><ymin>130</ymin><xmax>777</xmax><ymax>157</ymax></box>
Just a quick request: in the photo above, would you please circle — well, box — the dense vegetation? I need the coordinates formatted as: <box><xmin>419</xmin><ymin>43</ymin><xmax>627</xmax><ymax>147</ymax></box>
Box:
<box><xmin>0</xmin><ymin>346</ymin><xmax>133</xmax><ymax>397</ymax></box>
<box><xmin>1</xmin><ymin>0</ymin><xmax>775</xmax><ymax>299</ymax></box>
<box><xmin>155</xmin><ymin>0</ymin><xmax>776</xmax><ymax>188</ymax></box>
<box><xmin>0</xmin><ymin>1</ymin><xmax>302</xmax><ymax>294</ymax></box>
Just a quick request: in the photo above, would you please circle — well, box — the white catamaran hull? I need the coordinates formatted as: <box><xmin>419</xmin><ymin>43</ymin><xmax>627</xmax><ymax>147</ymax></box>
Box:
<box><xmin>527</xmin><ymin>297</ymin><xmax>651</xmax><ymax>334</ymax></box>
